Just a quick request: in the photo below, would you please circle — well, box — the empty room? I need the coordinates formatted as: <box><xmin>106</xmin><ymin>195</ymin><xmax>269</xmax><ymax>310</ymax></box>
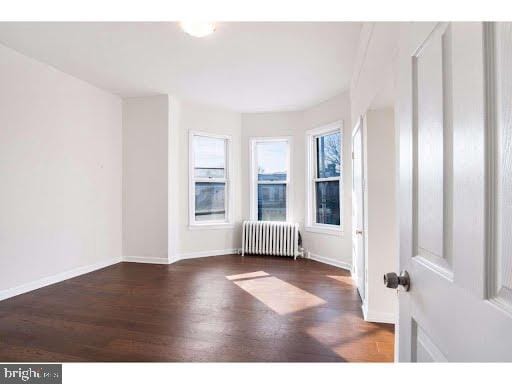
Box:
<box><xmin>1</xmin><ymin>2</ymin><xmax>512</xmax><ymax>382</ymax></box>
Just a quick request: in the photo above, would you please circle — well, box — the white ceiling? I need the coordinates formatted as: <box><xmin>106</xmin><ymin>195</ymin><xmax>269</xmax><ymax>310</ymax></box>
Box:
<box><xmin>0</xmin><ymin>22</ymin><xmax>361</xmax><ymax>113</ymax></box>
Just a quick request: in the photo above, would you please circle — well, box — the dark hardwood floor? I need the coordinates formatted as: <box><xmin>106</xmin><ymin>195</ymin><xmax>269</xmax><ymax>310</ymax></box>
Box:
<box><xmin>0</xmin><ymin>255</ymin><xmax>394</xmax><ymax>362</ymax></box>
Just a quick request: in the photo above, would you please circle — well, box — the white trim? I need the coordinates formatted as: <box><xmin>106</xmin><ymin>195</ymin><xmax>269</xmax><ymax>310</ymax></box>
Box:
<box><xmin>307</xmin><ymin>120</ymin><xmax>343</xmax><ymax>136</ymax></box>
<box><xmin>189</xmin><ymin>131</ymin><xmax>234</xmax><ymax>228</ymax></box>
<box><xmin>0</xmin><ymin>257</ymin><xmax>121</xmax><ymax>302</ymax></box>
<box><xmin>305</xmin><ymin>120</ymin><xmax>343</xmax><ymax>232</ymax></box>
<box><xmin>168</xmin><ymin>96</ymin><xmax>178</xmax><ymax>276</ymax></box>
<box><xmin>484</xmin><ymin>22</ymin><xmax>499</xmax><ymax>303</ymax></box>
<box><xmin>123</xmin><ymin>256</ymin><xmax>171</xmax><ymax>264</ymax></box>
<box><xmin>188</xmin><ymin>223</ymin><xmax>235</xmax><ymax>230</ymax></box>
<box><xmin>307</xmin><ymin>252</ymin><xmax>351</xmax><ymax>271</ymax></box>
<box><xmin>483</xmin><ymin>22</ymin><xmax>512</xmax><ymax>317</ymax></box>
<box><xmin>361</xmin><ymin>304</ymin><xmax>396</xmax><ymax>324</ymax></box>
<box><xmin>304</xmin><ymin>225</ymin><xmax>344</xmax><ymax>237</ymax></box>
<box><xmin>249</xmin><ymin>136</ymin><xmax>293</xmax><ymax>222</ymax></box>
<box><xmin>351</xmin><ymin>116</ymin><xmax>367</xmax><ymax>300</ymax></box>
<box><xmin>362</xmin><ymin>299</ymin><xmax>368</xmax><ymax>319</ymax></box>
<box><xmin>177</xmin><ymin>248</ymin><xmax>240</xmax><ymax>260</ymax></box>
<box><xmin>124</xmin><ymin>249</ymin><xmax>241</xmax><ymax>264</ymax></box>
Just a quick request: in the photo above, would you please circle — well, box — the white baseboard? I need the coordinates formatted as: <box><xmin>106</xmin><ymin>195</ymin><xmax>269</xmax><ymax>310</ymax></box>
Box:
<box><xmin>0</xmin><ymin>257</ymin><xmax>121</xmax><ymax>302</ymax></box>
<box><xmin>362</xmin><ymin>304</ymin><xmax>395</xmax><ymax>324</ymax></box>
<box><xmin>177</xmin><ymin>248</ymin><xmax>240</xmax><ymax>260</ymax></box>
<box><xmin>123</xmin><ymin>250</ymin><xmax>240</xmax><ymax>265</ymax></box>
<box><xmin>123</xmin><ymin>256</ymin><xmax>171</xmax><ymax>264</ymax></box>
<box><xmin>307</xmin><ymin>252</ymin><xmax>351</xmax><ymax>271</ymax></box>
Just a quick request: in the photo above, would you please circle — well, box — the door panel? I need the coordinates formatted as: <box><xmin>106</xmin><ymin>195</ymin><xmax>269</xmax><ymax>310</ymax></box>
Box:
<box><xmin>412</xmin><ymin>319</ymin><xmax>447</xmax><ymax>362</ymax></box>
<box><xmin>397</xmin><ymin>22</ymin><xmax>512</xmax><ymax>362</ymax></box>
<box><xmin>413</xmin><ymin>23</ymin><xmax>453</xmax><ymax>277</ymax></box>
<box><xmin>415</xmin><ymin>24</ymin><xmax>445</xmax><ymax>261</ymax></box>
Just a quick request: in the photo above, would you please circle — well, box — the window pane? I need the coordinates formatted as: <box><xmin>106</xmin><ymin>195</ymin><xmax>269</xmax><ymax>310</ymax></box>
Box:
<box><xmin>258</xmin><ymin>184</ymin><xmax>286</xmax><ymax>221</ymax></box>
<box><xmin>195</xmin><ymin>182</ymin><xmax>226</xmax><ymax>221</ymax></box>
<box><xmin>316</xmin><ymin>132</ymin><xmax>341</xmax><ymax>178</ymax></box>
<box><xmin>315</xmin><ymin>181</ymin><xmax>340</xmax><ymax>225</ymax></box>
<box><xmin>193</xmin><ymin>136</ymin><xmax>225</xmax><ymax>178</ymax></box>
<box><xmin>257</xmin><ymin>141</ymin><xmax>288</xmax><ymax>181</ymax></box>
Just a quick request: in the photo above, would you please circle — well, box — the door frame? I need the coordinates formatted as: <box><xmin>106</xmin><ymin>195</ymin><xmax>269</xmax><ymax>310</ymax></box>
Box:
<box><xmin>351</xmin><ymin>116</ymin><xmax>366</xmax><ymax>303</ymax></box>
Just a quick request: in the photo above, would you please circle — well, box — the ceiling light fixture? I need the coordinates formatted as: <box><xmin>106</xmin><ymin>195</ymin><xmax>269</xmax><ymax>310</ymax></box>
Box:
<box><xmin>180</xmin><ymin>22</ymin><xmax>216</xmax><ymax>38</ymax></box>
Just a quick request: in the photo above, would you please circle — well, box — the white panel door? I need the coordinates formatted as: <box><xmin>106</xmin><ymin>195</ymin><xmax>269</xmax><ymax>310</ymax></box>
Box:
<box><xmin>352</xmin><ymin>117</ymin><xmax>365</xmax><ymax>301</ymax></box>
<box><xmin>396</xmin><ymin>22</ymin><xmax>512</xmax><ymax>361</ymax></box>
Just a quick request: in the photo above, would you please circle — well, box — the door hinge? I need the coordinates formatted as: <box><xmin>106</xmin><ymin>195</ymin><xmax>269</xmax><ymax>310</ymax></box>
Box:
<box><xmin>352</xmin><ymin>151</ymin><xmax>354</xmax><ymax>159</ymax></box>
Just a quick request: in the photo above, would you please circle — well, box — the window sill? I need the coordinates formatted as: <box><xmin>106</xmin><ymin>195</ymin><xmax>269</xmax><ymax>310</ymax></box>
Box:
<box><xmin>304</xmin><ymin>225</ymin><xmax>343</xmax><ymax>237</ymax></box>
<box><xmin>188</xmin><ymin>223</ymin><xmax>235</xmax><ymax>231</ymax></box>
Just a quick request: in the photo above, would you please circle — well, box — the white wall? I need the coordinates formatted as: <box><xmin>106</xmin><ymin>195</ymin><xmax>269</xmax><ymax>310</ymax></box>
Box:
<box><xmin>0</xmin><ymin>44</ymin><xmax>122</xmax><ymax>297</ymax></box>
<box><xmin>349</xmin><ymin>23</ymin><xmax>400</xmax><ymax>324</ymax></box>
<box><xmin>175</xmin><ymin>100</ymin><xmax>243</xmax><ymax>257</ymax></box>
<box><xmin>350</xmin><ymin>23</ymin><xmax>399</xmax><ymax>123</ymax></box>
<box><xmin>362</xmin><ymin>108</ymin><xmax>397</xmax><ymax>323</ymax></box>
<box><xmin>122</xmin><ymin>97</ymin><xmax>243</xmax><ymax>262</ymax></box>
<box><xmin>241</xmin><ymin>110</ymin><xmax>304</xmax><ymax>223</ymax></box>
<box><xmin>122</xmin><ymin>96</ymin><xmax>169</xmax><ymax>263</ymax></box>
<box><xmin>302</xmin><ymin>93</ymin><xmax>352</xmax><ymax>268</ymax></box>
<box><xmin>241</xmin><ymin>92</ymin><xmax>352</xmax><ymax>268</ymax></box>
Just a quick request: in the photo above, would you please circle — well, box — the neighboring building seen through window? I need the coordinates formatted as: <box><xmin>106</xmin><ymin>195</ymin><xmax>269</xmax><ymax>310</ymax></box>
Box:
<box><xmin>191</xmin><ymin>134</ymin><xmax>230</xmax><ymax>224</ymax></box>
<box><xmin>252</xmin><ymin>139</ymin><xmax>290</xmax><ymax>221</ymax></box>
<box><xmin>195</xmin><ymin>182</ymin><xmax>225</xmax><ymax>222</ymax></box>
<box><xmin>258</xmin><ymin>184</ymin><xmax>286</xmax><ymax>221</ymax></box>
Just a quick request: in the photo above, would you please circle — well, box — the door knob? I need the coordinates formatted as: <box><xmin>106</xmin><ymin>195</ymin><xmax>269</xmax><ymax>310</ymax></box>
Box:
<box><xmin>384</xmin><ymin>270</ymin><xmax>410</xmax><ymax>291</ymax></box>
<box><xmin>355</xmin><ymin>229</ymin><xmax>363</xmax><ymax>235</ymax></box>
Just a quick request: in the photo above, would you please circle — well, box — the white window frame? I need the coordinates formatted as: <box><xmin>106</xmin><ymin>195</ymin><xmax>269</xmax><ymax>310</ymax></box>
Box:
<box><xmin>189</xmin><ymin>131</ymin><xmax>234</xmax><ymax>230</ymax></box>
<box><xmin>249</xmin><ymin>137</ymin><xmax>292</xmax><ymax>222</ymax></box>
<box><xmin>305</xmin><ymin>121</ymin><xmax>343</xmax><ymax>236</ymax></box>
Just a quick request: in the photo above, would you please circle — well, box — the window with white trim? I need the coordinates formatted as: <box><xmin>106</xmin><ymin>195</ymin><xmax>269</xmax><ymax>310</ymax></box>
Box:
<box><xmin>250</xmin><ymin>138</ymin><xmax>291</xmax><ymax>222</ymax></box>
<box><xmin>306</xmin><ymin>122</ymin><xmax>342</xmax><ymax>234</ymax></box>
<box><xmin>189</xmin><ymin>132</ymin><xmax>232</xmax><ymax>227</ymax></box>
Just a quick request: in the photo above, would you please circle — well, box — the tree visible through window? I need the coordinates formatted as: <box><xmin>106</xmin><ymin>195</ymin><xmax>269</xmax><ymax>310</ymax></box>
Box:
<box><xmin>315</xmin><ymin>131</ymin><xmax>341</xmax><ymax>226</ymax></box>
<box><xmin>305</xmin><ymin>123</ymin><xmax>343</xmax><ymax>232</ymax></box>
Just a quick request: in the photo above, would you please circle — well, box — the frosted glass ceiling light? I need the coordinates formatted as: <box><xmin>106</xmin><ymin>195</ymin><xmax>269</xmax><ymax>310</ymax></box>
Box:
<box><xmin>180</xmin><ymin>22</ymin><xmax>216</xmax><ymax>38</ymax></box>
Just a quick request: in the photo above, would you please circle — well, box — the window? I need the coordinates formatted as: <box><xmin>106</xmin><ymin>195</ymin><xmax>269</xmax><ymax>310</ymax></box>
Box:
<box><xmin>189</xmin><ymin>132</ymin><xmax>233</xmax><ymax>228</ymax></box>
<box><xmin>250</xmin><ymin>138</ymin><xmax>291</xmax><ymax>222</ymax></box>
<box><xmin>306</xmin><ymin>121</ymin><xmax>343</xmax><ymax>234</ymax></box>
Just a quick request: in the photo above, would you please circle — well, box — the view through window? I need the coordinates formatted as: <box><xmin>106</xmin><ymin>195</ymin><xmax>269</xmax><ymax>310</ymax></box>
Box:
<box><xmin>254</xmin><ymin>139</ymin><xmax>289</xmax><ymax>221</ymax></box>
<box><xmin>192</xmin><ymin>134</ymin><xmax>228</xmax><ymax>223</ymax></box>
<box><xmin>314</xmin><ymin>131</ymin><xmax>341</xmax><ymax>226</ymax></box>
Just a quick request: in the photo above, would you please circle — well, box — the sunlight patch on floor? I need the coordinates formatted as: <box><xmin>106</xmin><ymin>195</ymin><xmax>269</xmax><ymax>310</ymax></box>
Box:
<box><xmin>305</xmin><ymin>313</ymin><xmax>361</xmax><ymax>347</ymax></box>
<box><xmin>326</xmin><ymin>275</ymin><xmax>354</xmax><ymax>285</ymax></box>
<box><xmin>305</xmin><ymin>313</ymin><xmax>394</xmax><ymax>362</ymax></box>
<box><xmin>230</xmin><ymin>275</ymin><xmax>326</xmax><ymax>315</ymax></box>
<box><xmin>225</xmin><ymin>271</ymin><xmax>269</xmax><ymax>281</ymax></box>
